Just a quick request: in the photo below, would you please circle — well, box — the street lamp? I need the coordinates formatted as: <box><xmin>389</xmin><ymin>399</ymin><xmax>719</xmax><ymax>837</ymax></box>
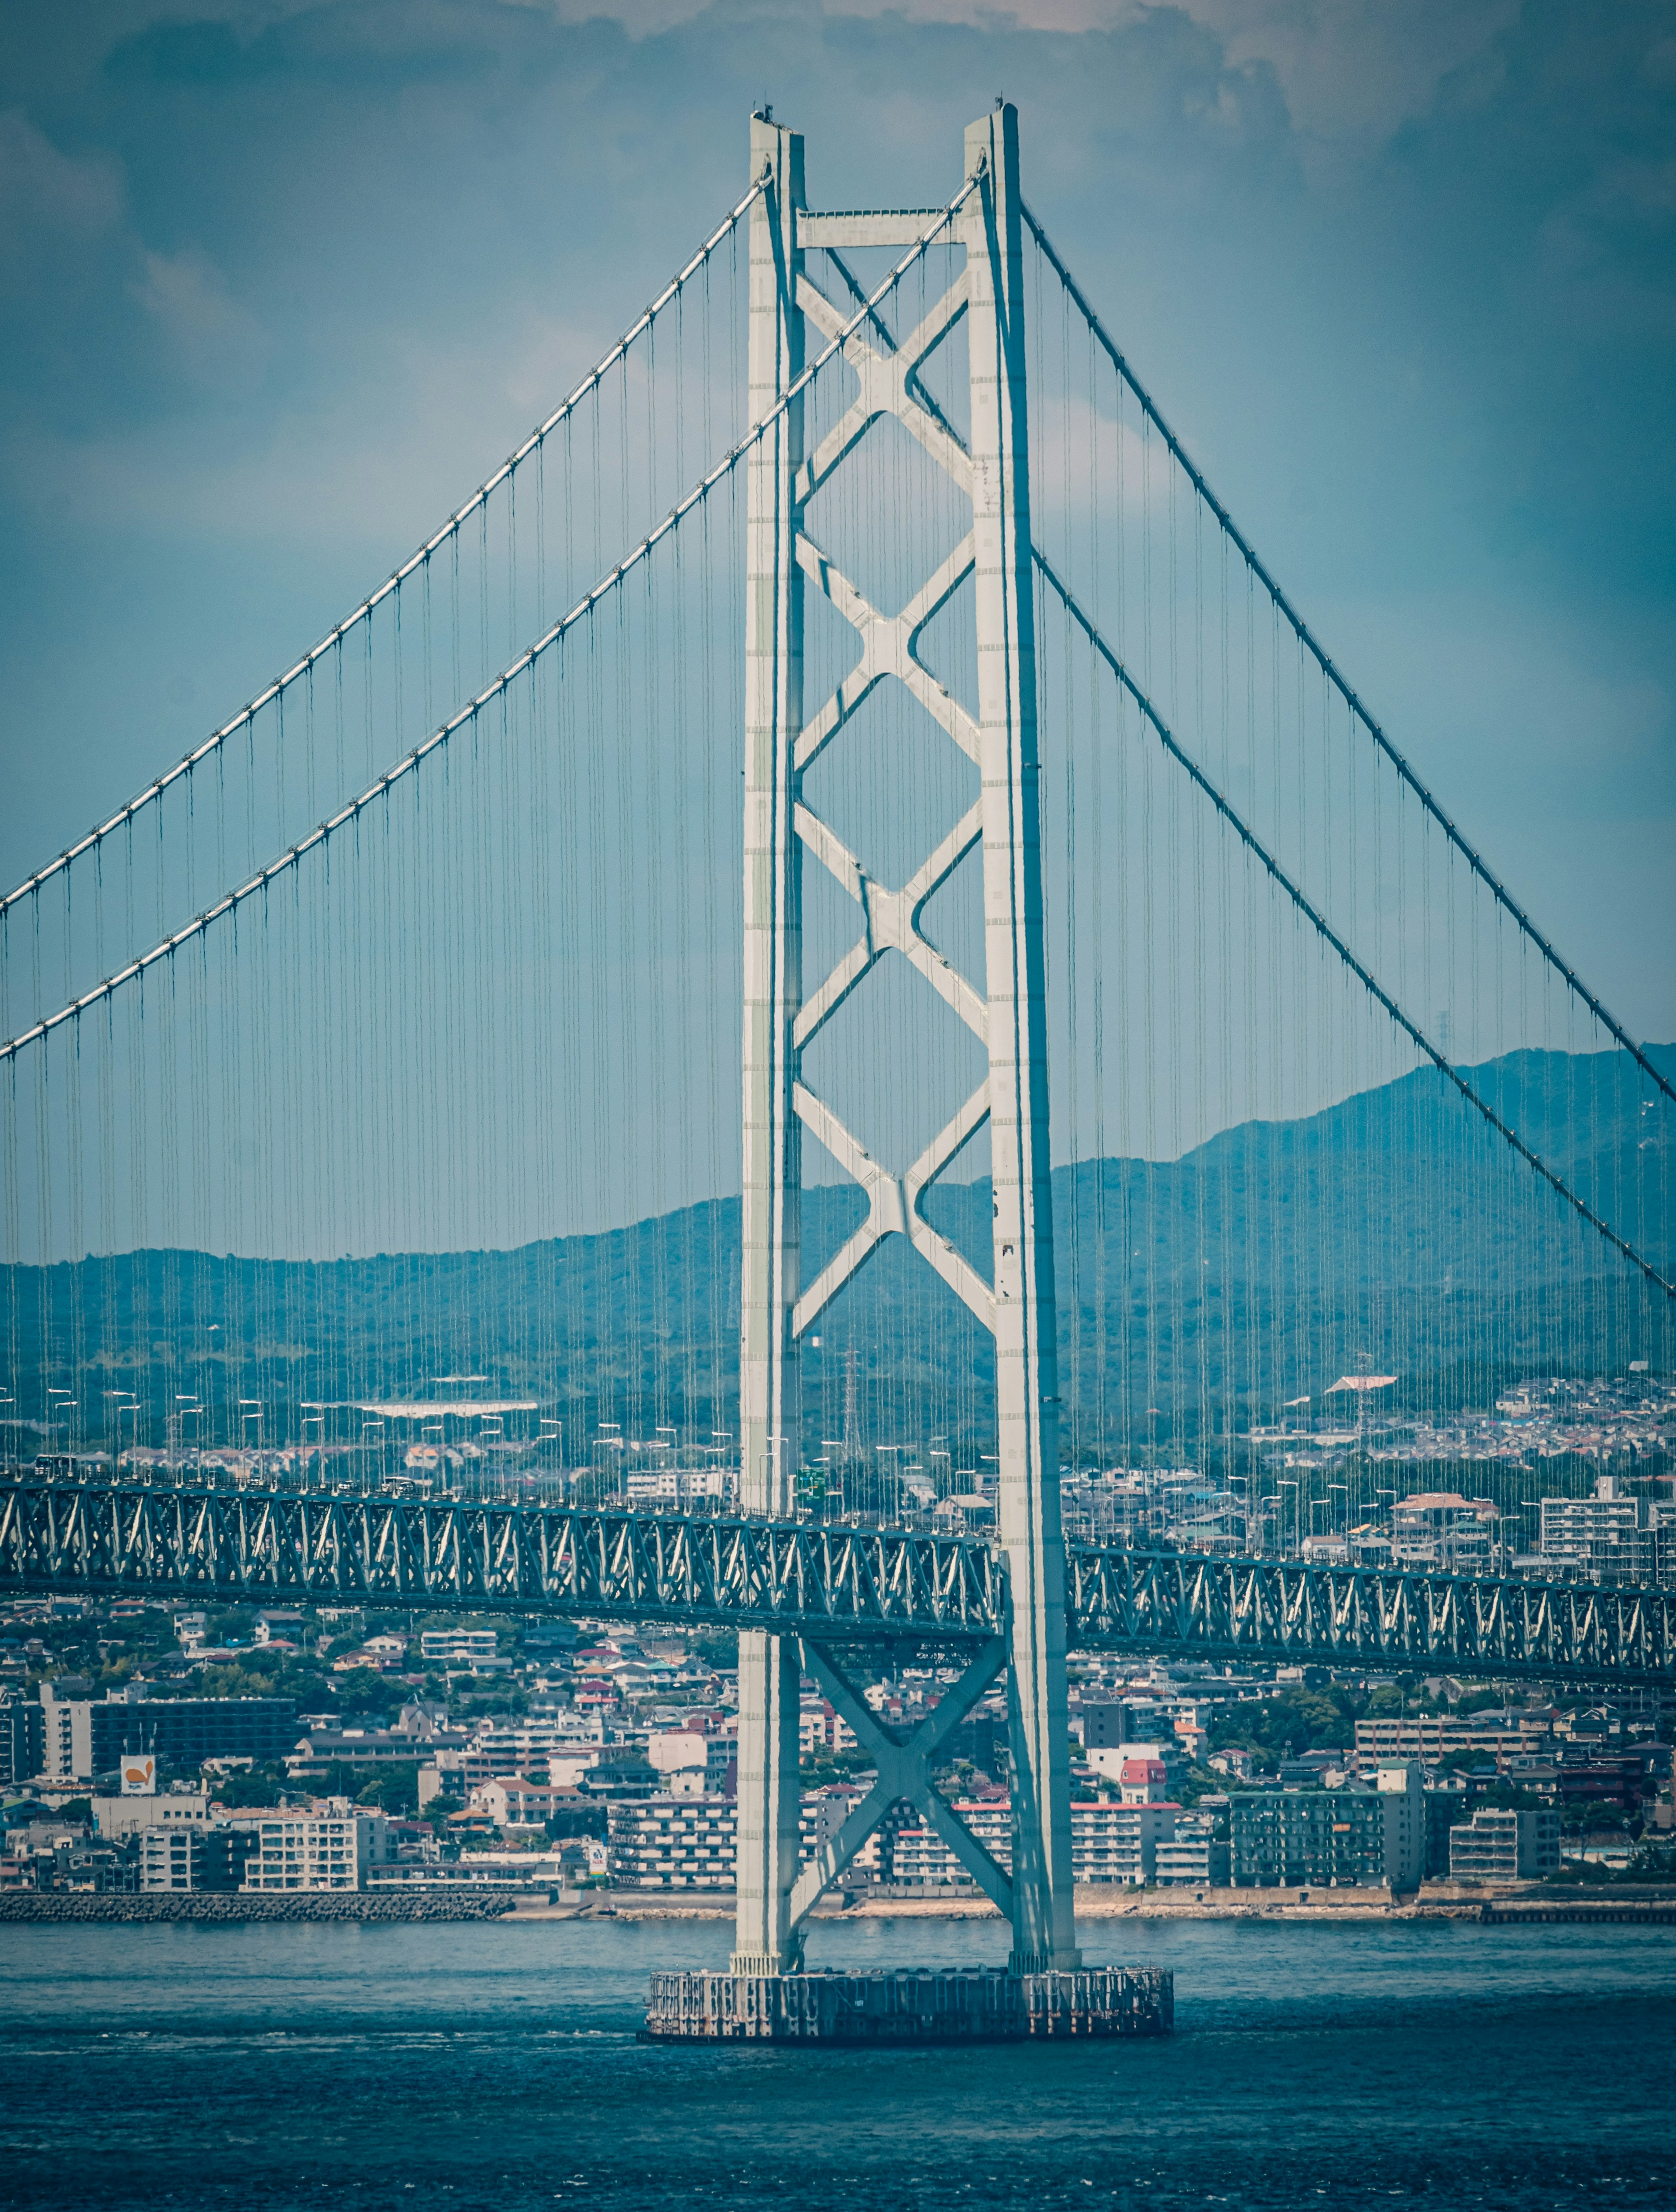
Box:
<box><xmin>1277</xmin><ymin>1479</ymin><xmax>1299</xmax><ymax>1558</ymax></box>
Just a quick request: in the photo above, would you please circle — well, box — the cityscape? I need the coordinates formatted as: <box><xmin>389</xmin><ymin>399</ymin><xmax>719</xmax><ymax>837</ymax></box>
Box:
<box><xmin>1</xmin><ymin>5</ymin><xmax>1673</xmax><ymax>2209</ymax></box>
<box><xmin>5</xmin><ymin>1530</ymin><xmax>1671</xmax><ymax>1907</ymax></box>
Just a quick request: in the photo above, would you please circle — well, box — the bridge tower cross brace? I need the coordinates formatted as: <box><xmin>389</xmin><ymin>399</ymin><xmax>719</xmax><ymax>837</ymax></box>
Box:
<box><xmin>735</xmin><ymin>103</ymin><xmax>1079</xmax><ymax>1977</ymax></box>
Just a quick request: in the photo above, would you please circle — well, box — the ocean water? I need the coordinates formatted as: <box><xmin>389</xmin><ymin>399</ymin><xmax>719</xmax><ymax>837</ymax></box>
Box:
<box><xmin>1</xmin><ymin>1913</ymin><xmax>1671</xmax><ymax>2211</ymax></box>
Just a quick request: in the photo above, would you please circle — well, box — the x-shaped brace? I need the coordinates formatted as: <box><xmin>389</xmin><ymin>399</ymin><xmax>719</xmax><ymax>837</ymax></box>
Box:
<box><xmin>787</xmin><ymin>263</ymin><xmax>995</xmax><ymax>1344</ymax></box>
<box><xmin>794</xmin><ymin>263</ymin><xmax>971</xmax><ymax>506</ymax></box>
<box><xmin>788</xmin><ymin>1633</ymin><xmax>1012</xmax><ymax>1926</ymax></box>
<box><xmin>792</xmin><ymin>1079</ymin><xmax>994</xmax><ymax>1337</ymax></box>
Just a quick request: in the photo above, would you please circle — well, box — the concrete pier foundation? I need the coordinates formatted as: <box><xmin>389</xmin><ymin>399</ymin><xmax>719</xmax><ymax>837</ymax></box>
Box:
<box><xmin>642</xmin><ymin>1966</ymin><xmax>1172</xmax><ymax>2043</ymax></box>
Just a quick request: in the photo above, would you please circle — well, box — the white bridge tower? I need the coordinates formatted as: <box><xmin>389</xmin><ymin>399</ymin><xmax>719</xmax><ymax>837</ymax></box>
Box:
<box><xmin>734</xmin><ymin>102</ymin><xmax>1079</xmax><ymax>1979</ymax></box>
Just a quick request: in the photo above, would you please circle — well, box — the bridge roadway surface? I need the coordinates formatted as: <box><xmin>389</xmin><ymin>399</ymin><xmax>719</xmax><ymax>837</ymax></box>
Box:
<box><xmin>0</xmin><ymin>1476</ymin><xmax>1671</xmax><ymax>1687</ymax></box>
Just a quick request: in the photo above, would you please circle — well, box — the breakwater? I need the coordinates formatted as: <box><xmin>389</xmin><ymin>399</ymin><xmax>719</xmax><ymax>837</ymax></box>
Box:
<box><xmin>0</xmin><ymin>1891</ymin><xmax>520</xmax><ymax>1925</ymax></box>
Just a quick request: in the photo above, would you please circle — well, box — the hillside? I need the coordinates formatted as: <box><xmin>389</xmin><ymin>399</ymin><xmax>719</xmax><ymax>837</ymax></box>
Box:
<box><xmin>3</xmin><ymin>1046</ymin><xmax>1670</xmax><ymax>1472</ymax></box>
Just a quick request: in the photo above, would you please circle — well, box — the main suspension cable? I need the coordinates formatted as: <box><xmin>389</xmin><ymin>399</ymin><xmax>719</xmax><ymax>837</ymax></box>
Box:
<box><xmin>0</xmin><ymin>179</ymin><xmax>770</xmax><ymax>925</ymax></box>
<box><xmin>1036</xmin><ymin>549</ymin><xmax>1676</xmax><ymax>1303</ymax></box>
<box><xmin>0</xmin><ymin>176</ymin><xmax>979</xmax><ymax>1066</ymax></box>
<box><xmin>1021</xmin><ymin>201</ymin><xmax>1674</xmax><ymax>1113</ymax></box>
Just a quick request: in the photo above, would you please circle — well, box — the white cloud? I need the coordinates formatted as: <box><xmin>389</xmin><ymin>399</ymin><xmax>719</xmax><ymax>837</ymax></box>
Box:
<box><xmin>1166</xmin><ymin>0</ymin><xmax>1521</xmax><ymax>155</ymax></box>
<box><xmin>0</xmin><ymin>107</ymin><xmax>124</xmax><ymax>251</ymax></box>
<box><xmin>131</xmin><ymin>244</ymin><xmax>272</xmax><ymax>389</ymax></box>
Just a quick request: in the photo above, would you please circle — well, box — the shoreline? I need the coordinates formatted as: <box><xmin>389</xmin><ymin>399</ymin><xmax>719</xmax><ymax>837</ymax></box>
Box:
<box><xmin>6</xmin><ymin>1882</ymin><xmax>1675</xmax><ymax>1927</ymax></box>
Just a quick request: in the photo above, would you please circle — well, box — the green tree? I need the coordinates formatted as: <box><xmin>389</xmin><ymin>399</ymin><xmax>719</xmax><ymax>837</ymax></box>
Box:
<box><xmin>212</xmin><ymin>1768</ymin><xmax>284</xmax><ymax>1809</ymax></box>
<box><xmin>355</xmin><ymin>1765</ymin><xmax>421</xmax><ymax>1816</ymax></box>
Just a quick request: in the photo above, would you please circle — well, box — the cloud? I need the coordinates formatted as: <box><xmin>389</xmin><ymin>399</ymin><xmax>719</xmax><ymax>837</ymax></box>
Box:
<box><xmin>131</xmin><ymin>244</ymin><xmax>272</xmax><ymax>387</ymax></box>
<box><xmin>0</xmin><ymin>107</ymin><xmax>124</xmax><ymax>252</ymax></box>
<box><xmin>1168</xmin><ymin>0</ymin><xmax>1521</xmax><ymax>151</ymax></box>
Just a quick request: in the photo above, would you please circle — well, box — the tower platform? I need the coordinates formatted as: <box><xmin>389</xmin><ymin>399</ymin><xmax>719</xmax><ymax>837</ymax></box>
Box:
<box><xmin>642</xmin><ymin>1966</ymin><xmax>1172</xmax><ymax>2043</ymax></box>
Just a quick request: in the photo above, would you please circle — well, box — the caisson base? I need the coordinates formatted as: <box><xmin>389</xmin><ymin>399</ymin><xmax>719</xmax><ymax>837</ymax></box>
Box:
<box><xmin>642</xmin><ymin>1967</ymin><xmax>1173</xmax><ymax>2043</ymax></box>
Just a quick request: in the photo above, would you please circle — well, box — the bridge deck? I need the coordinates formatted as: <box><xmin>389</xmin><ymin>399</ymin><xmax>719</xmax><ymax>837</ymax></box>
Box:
<box><xmin>0</xmin><ymin>1479</ymin><xmax>1670</xmax><ymax>1685</ymax></box>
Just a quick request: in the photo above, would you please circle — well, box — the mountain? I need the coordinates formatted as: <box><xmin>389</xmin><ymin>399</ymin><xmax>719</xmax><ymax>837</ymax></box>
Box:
<box><xmin>3</xmin><ymin>1046</ymin><xmax>1671</xmax><ymax>1475</ymax></box>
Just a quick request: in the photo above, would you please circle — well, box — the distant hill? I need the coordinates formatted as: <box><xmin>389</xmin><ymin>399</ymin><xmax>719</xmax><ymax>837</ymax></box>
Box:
<box><xmin>3</xmin><ymin>1045</ymin><xmax>1670</xmax><ymax>1474</ymax></box>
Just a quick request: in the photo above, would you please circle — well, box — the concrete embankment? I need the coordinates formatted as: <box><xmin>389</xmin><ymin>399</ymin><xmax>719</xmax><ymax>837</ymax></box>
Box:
<box><xmin>561</xmin><ymin>1881</ymin><xmax>1676</xmax><ymax>1926</ymax></box>
<box><xmin>8</xmin><ymin>1883</ymin><xmax>1673</xmax><ymax>1928</ymax></box>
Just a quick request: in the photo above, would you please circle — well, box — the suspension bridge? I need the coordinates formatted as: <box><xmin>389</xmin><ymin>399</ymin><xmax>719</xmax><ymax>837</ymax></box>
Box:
<box><xmin>2</xmin><ymin>105</ymin><xmax>1672</xmax><ymax>1997</ymax></box>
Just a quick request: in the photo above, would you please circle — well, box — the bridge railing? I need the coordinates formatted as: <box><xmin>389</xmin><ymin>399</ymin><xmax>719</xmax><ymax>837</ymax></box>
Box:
<box><xmin>1</xmin><ymin>1476</ymin><xmax>1671</xmax><ymax>1683</ymax></box>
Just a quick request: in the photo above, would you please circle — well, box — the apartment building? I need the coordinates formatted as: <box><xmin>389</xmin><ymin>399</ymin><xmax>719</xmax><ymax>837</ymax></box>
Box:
<box><xmin>419</xmin><ymin>1629</ymin><xmax>501</xmax><ymax>1666</ymax></box>
<box><xmin>1537</xmin><ymin>1478</ymin><xmax>1668</xmax><ymax>1586</ymax></box>
<box><xmin>1353</xmin><ymin>1713</ymin><xmax>1552</xmax><ymax>1763</ymax></box>
<box><xmin>605</xmin><ymin>1794</ymin><xmax>737</xmax><ymax>1888</ymax></box>
<box><xmin>1154</xmin><ymin>1813</ymin><xmax>1230</xmax><ymax>1887</ymax></box>
<box><xmin>890</xmin><ymin>1798</ymin><xmax>1178</xmax><ymax>1889</ymax></box>
<box><xmin>242</xmin><ymin>1802</ymin><xmax>390</xmax><ymax>1892</ymax></box>
<box><xmin>1449</xmin><ymin>1806</ymin><xmax>1561</xmax><ymax>1880</ymax></box>
<box><xmin>41</xmin><ymin>1683</ymin><xmax>298</xmax><ymax>1782</ymax></box>
<box><xmin>1232</xmin><ymin>1764</ymin><xmax>1424</xmax><ymax>1889</ymax></box>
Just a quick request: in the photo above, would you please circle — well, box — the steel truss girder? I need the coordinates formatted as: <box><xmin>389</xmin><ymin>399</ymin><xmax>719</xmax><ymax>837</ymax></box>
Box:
<box><xmin>0</xmin><ymin>1482</ymin><xmax>1003</xmax><ymax>1644</ymax></box>
<box><xmin>5</xmin><ymin>1480</ymin><xmax>1672</xmax><ymax>1686</ymax></box>
<box><xmin>1066</xmin><ymin>1548</ymin><xmax>1676</xmax><ymax>1685</ymax></box>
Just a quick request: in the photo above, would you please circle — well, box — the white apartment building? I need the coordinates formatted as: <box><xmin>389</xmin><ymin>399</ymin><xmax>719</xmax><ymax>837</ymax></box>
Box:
<box><xmin>419</xmin><ymin>1629</ymin><xmax>501</xmax><ymax>1665</ymax></box>
<box><xmin>1154</xmin><ymin>1813</ymin><xmax>1230</xmax><ymax>1886</ymax></box>
<box><xmin>606</xmin><ymin>1794</ymin><xmax>737</xmax><ymax>1887</ymax></box>
<box><xmin>892</xmin><ymin>1797</ymin><xmax>1179</xmax><ymax>1889</ymax></box>
<box><xmin>39</xmin><ymin>1682</ymin><xmax>94</xmax><ymax>1782</ymax></box>
<box><xmin>1449</xmin><ymin>1806</ymin><xmax>1562</xmax><ymax>1880</ymax></box>
<box><xmin>242</xmin><ymin>1802</ymin><xmax>390</xmax><ymax>1892</ymax></box>
<box><xmin>469</xmin><ymin>1777</ymin><xmax>574</xmax><ymax>1829</ymax></box>
<box><xmin>141</xmin><ymin>1825</ymin><xmax>205</xmax><ymax>1891</ymax></box>
<box><xmin>1071</xmin><ymin>1799</ymin><xmax>1178</xmax><ymax>1885</ymax></box>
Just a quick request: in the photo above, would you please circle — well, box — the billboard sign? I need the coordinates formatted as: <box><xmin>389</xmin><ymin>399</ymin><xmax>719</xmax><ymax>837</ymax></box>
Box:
<box><xmin>120</xmin><ymin>1752</ymin><xmax>157</xmax><ymax>1796</ymax></box>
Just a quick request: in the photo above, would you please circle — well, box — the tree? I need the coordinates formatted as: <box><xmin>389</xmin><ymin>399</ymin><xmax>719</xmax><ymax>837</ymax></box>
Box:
<box><xmin>212</xmin><ymin>1768</ymin><xmax>284</xmax><ymax>1809</ymax></box>
<box><xmin>355</xmin><ymin>1765</ymin><xmax>421</xmax><ymax>1816</ymax></box>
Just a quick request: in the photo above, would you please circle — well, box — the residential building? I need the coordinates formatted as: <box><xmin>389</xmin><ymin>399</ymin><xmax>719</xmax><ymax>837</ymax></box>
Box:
<box><xmin>1353</xmin><ymin>1713</ymin><xmax>1553</xmax><ymax>1764</ymax></box>
<box><xmin>419</xmin><ymin>1629</ymin><xmax>501</xmax><ymax>1666</ymax></box>
<box><xmin>140</xmin><ymin>1824</ymin><xmax>206</xmax><ymax>1891</ymax></box>
<box><xmin>466</xmin><ymin>1717</ymin><xmax>600</xmax><ymax>1783</ymax></box>
<box><xmin>90</xmin><ymin>1792</ymin><xmax>210</xmax><ymax>1842</ymax></box>
<box><xmin>1072</xmin><ymin>1799</ymin><xmax>1177</xmax><ymax>1884</ymax></box>
<box><xmin>1232</xmin><ymin>1764</ymin><xmax>1424</xmax><ymax>1889</ymax></box>
<box><xmin>1449</xmin><ymin>1807</ymin><xmax>1561</xmax><ymax>1880</ymax></box>
<box><xmin>469</xmin><ymin>1776</ymin><xmax>570</xmax><ymax>1830</ymax></box>
<box><xmin>1391</xmin><ymin>1493</ymin><xmax>1497</xmax><ymax>1570</ymax></box>
<box><xmin>1537</xmin><ymin>1477</ymin><xmax>1667</xmax><ymax>1586</ymax></box>
<box><xmin>41</xmin><ymin>1685</ymin><xmax>298</xmax><ymax>1782</ymax></box>
<box><xmin>887</xmin><ymin>1797</ymin><xmax>1178</xmax><ymax>1889</ymax></box>
<box><xmin>0</xmin><ymin>1691</ymin><xmax>43</xmax><ymax>1786</ymax></box>
<box><xmin>607</xmin><ymin>1793</ymin><xmax>737</xmax><ymax>1888</ymax></box>
<box><xmin>254</xmin><ymin>1611</ymin><xmax>306</xmax><ymax>1646</ymax></box>
<box><xmin>242</xmin><ymin>1802</ymin><xmax>390</xmax><ymax>1891</ymax></box>
<box><xmin>1154</xmin><ymin>1813</ymin><xmax>1230</xmax><ymax>1887</ymax></box>
<box><xmin>285</xmin><ymin>1727</ymin><xmax>436</xmax><ymax>1781</ymax></box>
<box><xmin>1423</xmin><ymin>1784</ymin><xmax>1473</xmax><ymax>1877</ymax></box>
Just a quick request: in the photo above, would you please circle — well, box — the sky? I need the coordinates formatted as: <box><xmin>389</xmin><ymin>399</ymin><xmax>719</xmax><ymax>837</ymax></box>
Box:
<box><xmin>2</xmin><ymin>0</ymin><xmax>1673</xmax><ymax>1046</ymax></box>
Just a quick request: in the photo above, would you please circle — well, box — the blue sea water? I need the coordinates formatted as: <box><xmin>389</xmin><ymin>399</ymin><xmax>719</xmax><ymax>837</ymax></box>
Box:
<box><xmin>1</xmin><ymin>1914</ymin><xmax>1671</xmax><ymax>2211</ymax></box>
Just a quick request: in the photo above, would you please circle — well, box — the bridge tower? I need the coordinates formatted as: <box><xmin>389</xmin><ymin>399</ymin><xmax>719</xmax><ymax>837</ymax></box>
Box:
<box><xmin>735</xmin><ymin>102</ymin><xmax>1080</xmax><ymax>1978</ymax></box>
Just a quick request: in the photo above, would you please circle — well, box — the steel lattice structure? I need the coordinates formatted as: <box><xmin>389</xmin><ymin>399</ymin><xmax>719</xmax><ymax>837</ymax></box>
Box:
<box><xmin>0</xmin><ymin>1479</ymin><xmax>1002</xmax><ymax>1645</ymax></box>
<box><xmin>3</xmin><ymin>1477</ymin><xmax>1671</xmax><ymax>1686</ymax></box>
<box><xmin>1066</xmin><ymin>1546</ymin><xmax>1676</xmax><ymax>1686</ymax></box>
